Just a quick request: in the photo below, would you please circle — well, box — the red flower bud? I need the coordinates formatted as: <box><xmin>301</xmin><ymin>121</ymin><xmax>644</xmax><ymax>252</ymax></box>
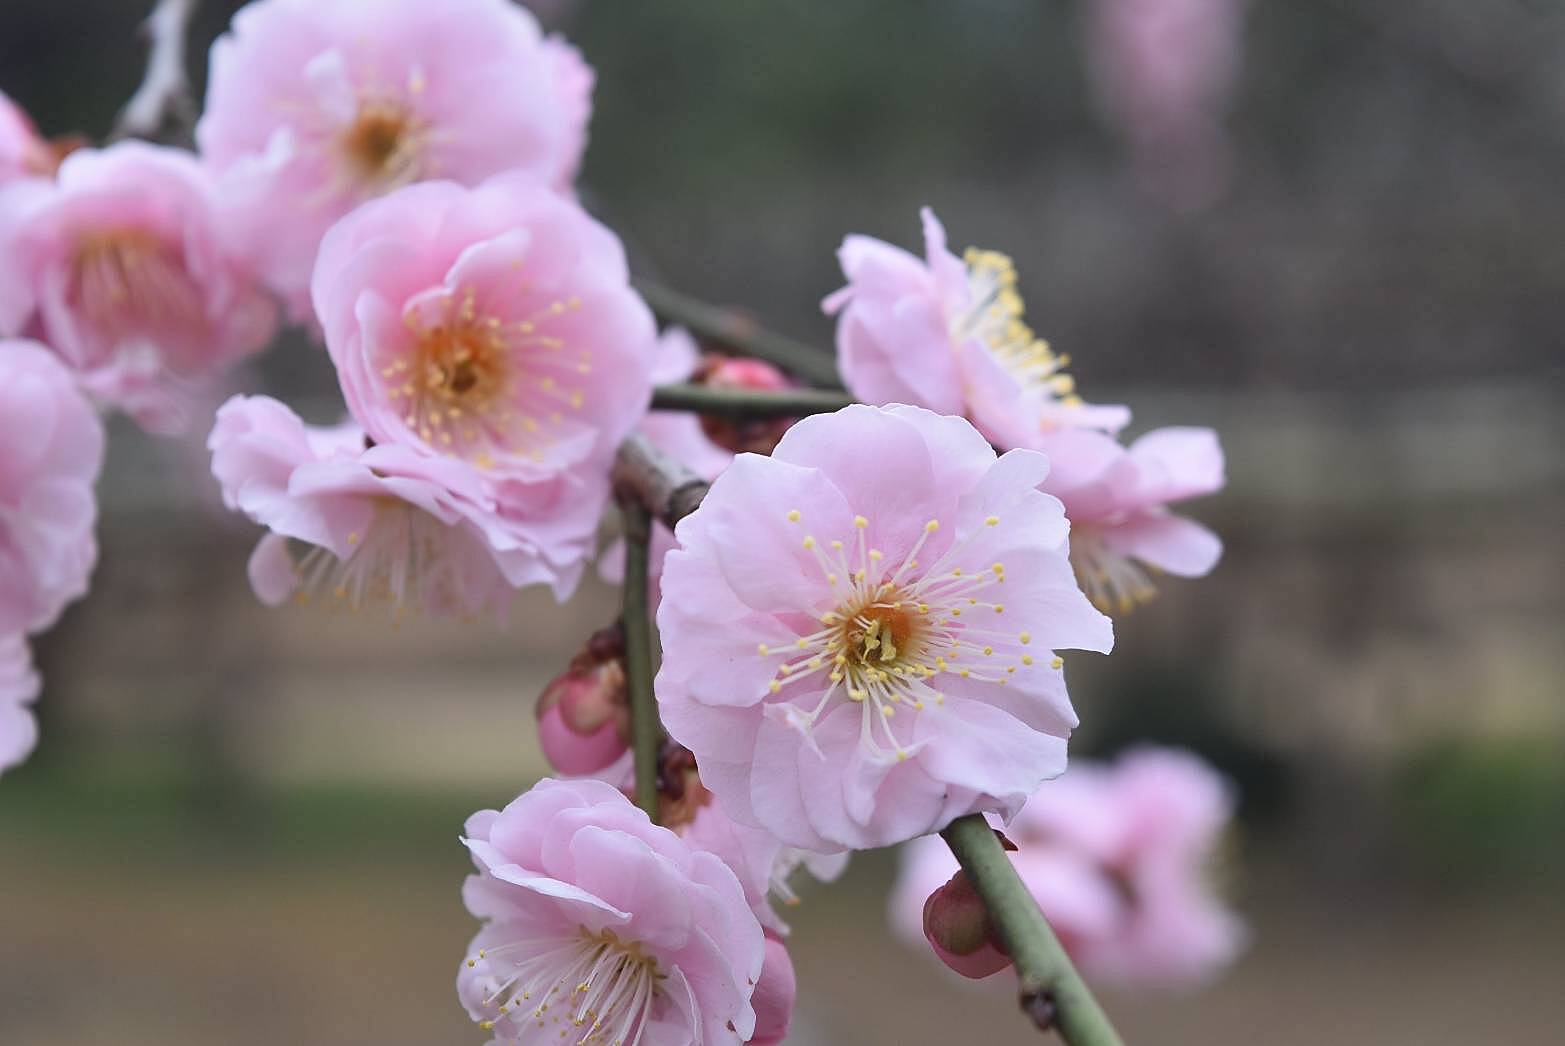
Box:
<box><xmin>922</xmin><ymin>870</ymin><xmax>1012</xmax><ymax>979</ymax></box>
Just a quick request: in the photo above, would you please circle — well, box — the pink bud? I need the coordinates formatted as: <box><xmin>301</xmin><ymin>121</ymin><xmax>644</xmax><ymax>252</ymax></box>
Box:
<box><xmin>535</xmin><ymin>628</ymin><xmax>629</xmax><ymax>775</ymax></box>
<box><xmin>749</xmin><ymin>932</ymin><xmax>796</xmax><ymax>1045</ymax></box>
<box><xmin>923</xmin><ymin>871</ymin><xmax>1012</xmax><ymax>980</ymax></box>
<box><xmin>703</xmin><ymin>355</ymin><xmax>791</xmax><ymax>393</ymax></box>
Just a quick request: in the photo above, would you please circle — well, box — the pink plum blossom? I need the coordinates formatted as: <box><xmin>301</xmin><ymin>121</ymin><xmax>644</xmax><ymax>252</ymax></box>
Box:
<box><xmin>0</xmin><ymin>339</ymin><xmax>104</xmax><ymax>636</ymax></box>
<box><xmin>891</xmin><ymin>747</ymin><xmax>1245</xmax><ymax>987</ymax></box>
<box><xmin>208</xmin><ymin>394</ymin><xmax>602</xmax><ymax>616</ymax></box>
<box><xmin>656</xmin><ymin>403</ymin><xmax>1113</xmax><ymax>853</ymax></box>
<box><xmin>0</xmin><ymin>635</ymin><xmax>40</xmax><ymax>777</ymax></box>
<box><xmin>0</xmin><ymin>90</ymin><xmax>55</xmax><ymax>184</ymax></box>
<box><xmin>1035</xmin><ymin>425</ymin><xmax>1224</xmax><ymax>613</ymax></box>
<box><xmin>1087</xmin><ymin>0</ymin><xmax>1247</xmax><ymax>208</ymax></box>
<box><xmin>198</xmin><ymin>0</ymin><xmax>595</xmax><ymax>315</ymax></box>
<box><xmin>824</xmin><ymin>209</ymin><xmax>1130</xmax><ymax>450</ymax></box>
<box><xmin>456</xmin><ymin>778</ymin><xmax>765</xmax><ymax>1045</ymax></box>
<box><xmin>0</xmin><ymin>142</ymin><xmax>276</xmax><ymax>432</ymax></box>
<box><xmin>310</xmin><ymin>176</ymin><xmax>654</xmax><ymax>478</ymax></box>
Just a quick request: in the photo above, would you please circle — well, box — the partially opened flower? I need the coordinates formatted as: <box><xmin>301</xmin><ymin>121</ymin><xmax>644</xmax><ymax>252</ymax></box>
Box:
<box><xmin>0</xmin><ymin>635</ymin><xmax>40</xmax><ymax>777</ymax></box>
<box><xmin>311</xmin><ymin>176</ymin><xmax>654</xmax><ymax>478</ymax></box>
<box><xmin>457</xmin><ymin>778</ymin><xmax>764</xmax><ymax>1045</ymax></box>
<box><xmin>891</xmin><ymin>746</ymin><xmax>1244</xmax><ymax>987</ymax></box>
<box><xmin>1035</xmin><ymin>426</ymin><xmax>1224</xmax><ymax>613</ymax></box>
<box><xmin>0</xmin><ymin>143</ymin><xmax>276</xmax><ymax>432</ymax></box>
<box><xmin>209</xmin><ymin>394</ymin><xmax>601</xmax><ymax>616</ymax></box>
<box><xmin>657</xmin><ymin>404</ymin><xmax>1113</xmax><ymax>853</ymax></box>
<box><xmin>198</xmin><ymin>0</ymin><xmax>594</xmax><ymax>315</ymax></box>
<box><xmin>0</xmin><ymin>339</ymin><xmax>104</xmax><ymax>636</ymax></box>
<box><xmin>824</xmin><ymin>209</ymin><xmax>1129</xmax><ymax>449</ymax></box>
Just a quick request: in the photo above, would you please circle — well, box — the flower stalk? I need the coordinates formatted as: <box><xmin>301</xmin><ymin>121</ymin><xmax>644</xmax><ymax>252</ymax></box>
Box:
<box><xmin>618</xmin><ymin>496</ymin><xmax>663</xmax><ymax>823</ymax></box>
<box><xmin>651</xmin><ymin>382</ymin><xmax>854</xmax><ymax>418</ymax></box>
<box><xmin>634</xmin><ymin>279</ymin><xmax>843</xmax><ymax>389</ymax></box>
<box><xmin>941</xmin><ymin>814</ymin><xmax>1126</xmax><ymax>1044</ymax></box>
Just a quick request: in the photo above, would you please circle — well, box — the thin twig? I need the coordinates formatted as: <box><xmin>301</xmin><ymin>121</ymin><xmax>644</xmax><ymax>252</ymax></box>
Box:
<box><xmin>111</xmin><ymin>0</ymin><xmax>202</xmax><ymax>145</ymax></box>
<box><xmin>612</xmin><ymin>434</ymin><xmax>710</xmax><ymax>528</ymax></box>
<box><xmin>634</xmin><ymin>279</ymin><xmax>843</xmax><ymax>389</ymax></box>
<box><xmin>618</xmin><ymin>498</ymin><xmax>662</xmax><ymax>823</ymax></box>
<box><xmin>941</xmin><ymin>815</ymin><xmax>1125</xmax><ymax>1044</ymax></box>
<box><xmin>651</xmin><ymin>383</ymin><xmax>854</xmax><ymax>419</ymax></box>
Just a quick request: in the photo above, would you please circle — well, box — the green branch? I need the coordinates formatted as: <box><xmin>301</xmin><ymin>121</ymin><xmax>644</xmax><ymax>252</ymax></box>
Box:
<box><xmin>618</xmin><ymin>498</ymin><xmax>662</xmax><ymax>823</ymax></box>
<box><xmin>650</xmin><ymin>383</ymin><xmax>854</xmax><ymax>418</ymax></box>
<box><xmin>941</xmin><ymin>815</ymin><xmax>1126</xmax><ymax>1044</ymax></box>
<box><xmin>634</xmin><ymin>279</ymin><xmax>844</xmax><ymax>389</ymax></box>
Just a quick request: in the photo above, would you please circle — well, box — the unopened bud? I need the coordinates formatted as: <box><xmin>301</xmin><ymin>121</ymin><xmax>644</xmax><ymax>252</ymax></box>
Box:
<box><xmin>535</xmin><ymin>628</ymin><xmax>630</xmax><ymax>775</ymax></box>
<box><xmin>922</xmin><ymin>870</ymin><xmax>1011</xmax><ymax>979</ymax></box>
<box><xmin>696</xmin><ymin>353</ymin><xmax>797</xmax><ymax>455</ymax></box>
<box><xmin>749</xmin><ymin>932</ymin><xmax>796</xmax><ymax>1045</ymax></box>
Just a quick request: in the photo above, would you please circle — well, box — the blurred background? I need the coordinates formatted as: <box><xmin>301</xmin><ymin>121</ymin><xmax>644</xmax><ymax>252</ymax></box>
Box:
<box><xmin>2</xmin><ymin>1</ymin><xmax>1563</xmax><ymax>1043</ymax></box>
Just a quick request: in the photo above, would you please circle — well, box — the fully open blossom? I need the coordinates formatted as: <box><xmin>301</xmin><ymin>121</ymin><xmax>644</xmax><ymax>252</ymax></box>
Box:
<box><xmin>0</xmin><ymin>143</ymin><xmax>275</xmax><ymax>432</ymax></box>
<box><xmin>199</xmin><ymin>0</ymin><xmax>594</xmax><ymax>314</ymax></box>
<box><xmin>891</xmin><ymin>747</ymin><xmax>1245</xmax><ymax>986</ymax></box>
<box><xmin>657</xmin><ymin>404</ymin><xmax>1113</xmax><ymax>853</ymax></box>
<box><xmin>209</xmin><ymin>395</ymin><xmax>601</xmax><ymax>616</ymax></box>
<box><xmin>824</xmin><ymin>209</ymin><xmax>1129</xmax><ymax>450</ymax></box>
<box><xmin>311</xmin><ymin>176</ymin><xmax>653</xmax><ymax>478</ymax></box>
<box><xmin>0</xmin><ymin>635</ymin><xmax>40</xmax><ymax>776</ymax></box>
<box><xmin>0</xmin><ymin>339</ymin><xmax>104</xmax><ymax>636</ymax></box>
<box><xmin>457</xmin><ymin>778</ymin><xmax>764</xmax><ymax>1045</ymax></box>
<box><xmin>1087</xmin><ymin>0</ymin><xmax>1247</xmax><ymax>208</ymax></box>
<box><xmin>1035</xmin><ymin>426</ymin><xmax>1224</xmax><ymax>613</ymax></box>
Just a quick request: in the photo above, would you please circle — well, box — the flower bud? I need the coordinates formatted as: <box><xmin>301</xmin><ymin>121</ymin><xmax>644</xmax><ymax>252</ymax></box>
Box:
<box><xmin>749</xmin><ymin>932</ymin><xmax>797</xmax><ymax>1045</ymax></box>
<box><xmin>696</xmin><ymin>353</ymin><xmax>797</xmax><ymax>455</ymax></box>
<box><xmin>535</xmin><ymin>626</ymin><xmax>629</xmax><ymax>775</ymax></box>
<box><xmin>922</xmin><ymin>870</ymin><xmax>1011</xmax><ymax>979</ymax></box>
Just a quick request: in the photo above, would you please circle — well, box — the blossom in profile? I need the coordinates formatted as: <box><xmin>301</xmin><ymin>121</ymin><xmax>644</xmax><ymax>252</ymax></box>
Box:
<box><xmin>208</xmin><ymin>395</ymin><xmax>602</xmax><ymax>616</ymax></box>
<box><xmin>0</xmin><ymin>339</ymin><xmax>104</xmax><ymax>637</ymax></box>
<box><xmin>1087</xmin><ymin>0</ymin><xmax>1247</xmax><ymax>209</ymax></box>
<box><xmin>891</xmin><ymin>746</ymin><xmax>1245</xmax><ymax>987</ymax></box>
<box><xmin>657</xmin><ymin>404</ymin><xmax>1113</xmax><ymax>853</ymax></box>
<box><xmin>0</xmin><ymin>635</ymin><xmax>40</xmax><ymax>777</ymax></box>
<box><xmin>1035</xmin><ymin>425</ymin><xmax>1224</xmax><ymax>613</ymax></box>
<box><xmin>0</xmin><ymin>143</ymin><xmax>276</xmax><ymax>432</ymax></box>
<box><xmin>824</xmin><ymin>209</ymin><xmax>1129</xmax><ymax>450</ymax></box>
<box><xmin>456</xmin><ymin>778</ymin><xmax>764</xmax><ymax>1045</ymax></box>
<box><xmin>198</xmin><ymin>0</ymin><xmax>594</xmax><ymax>314</ymax></box>
<box><xmin>0</xmin><ymin>90</ymin><xmax>60</xmax><ymax>184</ymax></box>
<box><xmin>310</xmin><ymin>176</ymin><xmax>654</xmax><ymax>478</ymax></box>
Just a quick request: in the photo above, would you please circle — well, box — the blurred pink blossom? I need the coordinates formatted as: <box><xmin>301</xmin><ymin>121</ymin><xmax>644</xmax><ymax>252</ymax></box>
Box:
<box><xmin>891</xmin><ymin>746</ymin><xmax>1245</xmax><ymax>987</ymax></box>
<box><xmin>0</xmin><ymin>143</ymin><xmax>276</xmax><ymax>433</ymax></box>
<box><xmin>0</xmin><ymin>634</ymin><xmax>40</xmax><ymax>777</ymax></box>
<box><xmin>0</xmin><ymin>90</ymin><xmax>56</xmax><ymax>184</ymax></box>
<box><xmin>1036</xmin><ymin>425</ymin><xmax>1225</xmax><ymax>613</ymax></box>
<box><xmin>208</xmin><ymin>394</ymin><xmax>602</xmax><ymax>616</ymax></box>
<box><xmin>0</xmin><ymin>339</ymin><xmax>104</xmax><ymax>637</ymax></box>
<box><xmin>656</xmin><ymin>403</ymin><xmax>1112</xmax><ymax>853</ymax></box>
<box><xmin>198</xmin><ymin>0</ymin><xmax>593</xmax><ymax>316</ymax></box>
<box><xmin>1087</xmin><ymin>0</ymin><xmax>1247</xmax><ymax>208</ymax></box>
<box><xmin>311</xmin><ymin>175</ymin><xmax>653</xmax><ymax>480</ymax></box>
<box><xmin>825</xmin><ymin>208</ymin><xmax>1129</xmax><ymax>449</ymax></box>
<box><xmin>456</xmin><ymin>778</ymin><xmax>764</xmax><ymax>1045</ymax></box>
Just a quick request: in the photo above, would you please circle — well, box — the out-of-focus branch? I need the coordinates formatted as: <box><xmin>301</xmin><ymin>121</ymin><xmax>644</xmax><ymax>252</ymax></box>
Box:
<box><xmin>612</xmin><ymin>433</ymin><xmax>711</xmax><ymax>529</ymax></box>
<box><xmin>941</xmin><ymin>815</ymin><xmax>1125</xmax><ymax>1045</ymax></box>
<box><xmin>634</xmin><ymin>279</ymin><xmax>843</xmax><ymax>390</ymax></box>
<box><xmin>111</xmin><ymin>0</ymin><xmax>202</xmax><ymax>145</ymax></box>
<box><xmin>618</xmin><ymin>498</ymin><xmax>662</xmax><ymax>823</ymax></box>
<box><xmin>650</xmin><ymin>383</ymin><xmax>853</xmax><ymax>419</ymax></box>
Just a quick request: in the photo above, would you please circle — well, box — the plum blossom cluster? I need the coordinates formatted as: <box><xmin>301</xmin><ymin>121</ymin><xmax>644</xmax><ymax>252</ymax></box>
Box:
<box><xmin>1</xmin><ymin>0</ymin><xmax>1243</xmax><ymax>1039</ymax></box>
<box><xmin>891</xmin><ymin>747</ymin><xmax>1246</xmax><ymax>985</ymax></box>
<box><xmin>826</xmin><ymin>207</ymin><xmax>1226</xmax><ymax>614</ymax></box>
